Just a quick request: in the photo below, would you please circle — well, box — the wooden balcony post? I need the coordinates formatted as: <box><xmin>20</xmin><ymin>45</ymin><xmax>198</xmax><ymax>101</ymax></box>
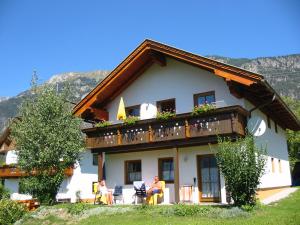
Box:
<box><xmin>117</xmin><ymin>129</ymin><xmax>122</xmax><ymax>145</ymax></box>
<box><xmin>98</xmin><ymin>152</ymin><xmax>104</xmax><ymax>181</ymax></box>
<box><xmin>174</xmin><ymin>146</ymin><xmax>180</xmax><ymax>203</ymax></box>
<box><xmin>148</xmin><ymin>125</ymin><xmax>153</xmax><ymax>142</ymax></box>
<box><xmin>185</xmin><ymin>120</ymin><xmax>190</xmax><ymax>138</ymax></box>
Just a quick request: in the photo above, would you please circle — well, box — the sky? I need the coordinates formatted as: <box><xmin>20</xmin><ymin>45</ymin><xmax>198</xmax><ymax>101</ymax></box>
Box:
<box><xmin>0</xmin><ymin>0</ymin><xmax>299</xmax><ymax>97</ymax></box>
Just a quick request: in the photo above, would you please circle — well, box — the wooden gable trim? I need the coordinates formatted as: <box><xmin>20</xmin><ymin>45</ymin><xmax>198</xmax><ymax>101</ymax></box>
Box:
<box><xmin>73</xmin><ymin>40</ymin><xmax>261</xmax><ymax>116</ymax></box>
<box><xmin>72</xmin><ymin>40</ymin><xmax>300</xmax><ymax>131</ymax></box>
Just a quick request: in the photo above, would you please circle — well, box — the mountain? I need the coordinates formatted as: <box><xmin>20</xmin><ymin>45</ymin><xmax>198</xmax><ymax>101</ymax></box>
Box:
<box><xmin>0</xmin><ymin>97</ymin><xmax>9</xmax><ymax>103</ymax></box>
<box><xmin>0</xmin><ymin>54</ymin><xmax>299</xmax><ymax>131</ymax></box>
<box><xmin>208</xmin><ymin>54</ymin><xmax>300</xmax><ymax>99</ymax></box>
<box><xmin>0</xmin><ymin>70</ymin><xmax>110</xmax><ymax>131</ymax></box>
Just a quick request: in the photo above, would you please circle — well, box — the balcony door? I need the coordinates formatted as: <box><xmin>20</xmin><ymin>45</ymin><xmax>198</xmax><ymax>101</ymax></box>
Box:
<box><xmin>197</xmin><ymin>155</ymin><xmax>220</xmax><ymax>202</ymax></box>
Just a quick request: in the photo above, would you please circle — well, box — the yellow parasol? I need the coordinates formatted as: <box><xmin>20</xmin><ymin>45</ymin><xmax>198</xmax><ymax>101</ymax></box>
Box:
<box><xmin>117</xmin><ymin>97</ymin><xmax>127</xmax><ymax>120</ymax></box>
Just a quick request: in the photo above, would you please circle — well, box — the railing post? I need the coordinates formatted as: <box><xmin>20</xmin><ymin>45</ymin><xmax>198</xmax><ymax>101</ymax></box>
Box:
<box><xmin>185</xmin><ymin>119</ymin><xmax>190</xmax><ymax>138</ymax></box>
<box><xmin>117</xmin><ymin>129</ymin><xmax>122</xmax><ymax>145</ymax></box>
<box><xmin>148</xmin><ymin>125</ymin><xmax>153</xmax><ymax>142</ymax></box>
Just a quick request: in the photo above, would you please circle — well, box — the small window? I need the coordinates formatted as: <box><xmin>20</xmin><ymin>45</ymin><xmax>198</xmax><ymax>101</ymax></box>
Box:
<box><xmin>267</xmin><ymin>116</ymin><xmax>271</xmax><ymax>129</ymax></box>
<box><xmin>157</xmin><ymin>99</ymin><xmax>176</xmax><ymax>113</ymax></box>
<box><xmin>271</xmin><ymin>158</ymin><xmax>275</xmax><ymax>173</ymax></box>
<box><xmin>278</xmin><ymin>159</ymin><xmax>282</xmax><ymax>173</ymax></box>
<box><xmin>275</xmin><ymin>123</ymin><xmax>278</xmax><ymax>133</ymax></box>
<box><xmin>125</xmin><ymin>160</ymin><xmax>142</xmax><ymax>184</ymax></box>
<box><xmin>125</xmin><ymin>105</ymin><xmax>140</xmax><ymax>117</ymax></box>
<box><xmin>194</xmin><ymin>91</ymin><xmax>215</xmax><ymax>107</ymax></box>
<box><xmin>92</xmin><ymin>153</ymin><xmax>98</xmax><ymax>166</ymax></box>
<box><xmin>158</xmin><ymin>158</ymin><xmax>174</xmax><ymax>183</ymax></box>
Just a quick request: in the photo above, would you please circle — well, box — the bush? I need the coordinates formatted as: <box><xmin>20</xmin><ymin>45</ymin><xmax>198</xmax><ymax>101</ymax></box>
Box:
<box><xmin>66</xmin><ymin>203</ymin><xmax>90</xmax><ymax>215</ymax></box>
<box><xmin>0</xmin><ymin>184</ymin><xmax>10</xmax><ymax>200</ymax></box>
<box><xmin>153</xmin><ymin>205</ymin><xmax>211</xmax><ymax>217</ymax></box>
<box><xmin>216</xmin><ymin>134</ymin><xmax>266</xmax><ymax>206</ymax></box>
<box><xmin>192</xmin><ymin>104</ymin><xmax>215</xmax><ymax>116</ymax></box>
<box><xmin>0</xmin><ymin>199</ymin><xmax>27</xmax><ymax>225</ymax></box>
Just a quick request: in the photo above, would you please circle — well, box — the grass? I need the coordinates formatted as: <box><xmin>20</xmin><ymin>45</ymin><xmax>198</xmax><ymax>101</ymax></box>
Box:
<box><xmin>20</xmin><ymin>188</ymin><xmax>300</xmax><ymax>225</ymax></box>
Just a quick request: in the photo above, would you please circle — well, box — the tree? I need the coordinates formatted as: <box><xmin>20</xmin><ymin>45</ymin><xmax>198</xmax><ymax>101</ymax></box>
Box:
<box><xmin>216</xmin><ymin>134</ymin><xmax>266</xmax><ymax>206</ymax></box>
<box><xmin>11</xmin><ymin>80</ymin><xmax>84</xmax><ymax>205</ymax></box>
<box><xmin>282</xmin><ymin>96</ymin><xmax>300</xmax><ymax>169</ymax></box>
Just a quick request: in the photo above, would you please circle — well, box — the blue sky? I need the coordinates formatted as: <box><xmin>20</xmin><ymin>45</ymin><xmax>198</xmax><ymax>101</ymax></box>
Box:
<box><xmin>0</xmin><ymin>0</ymin><xmax>299</xmax><ymax>97</ymax></box>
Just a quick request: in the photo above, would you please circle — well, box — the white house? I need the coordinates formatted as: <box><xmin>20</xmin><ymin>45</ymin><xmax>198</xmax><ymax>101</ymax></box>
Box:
<box><xmin>1</xmin><ymin>40</ymin><xmax>299</xmax><ymax>204</ymax></box>
<box><xmin>0</xmin><ymin>126</ymin><xmax>98</xmax><ymax>203</ymax></box>
<box><xmin>73</xmin><ymin>40</ymin><xmax>300</xmax><ymax>204</ymax></box>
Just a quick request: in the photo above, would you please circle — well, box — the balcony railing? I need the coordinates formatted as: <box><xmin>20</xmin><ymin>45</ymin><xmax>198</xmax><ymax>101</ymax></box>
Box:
<box><xmin>84</xmin><ymin>106</ymin><xmax>248</xmax><ymax>149</ymax></box>
<box><xmin>0</xmin><ymin>165</ymin><xmax>74</xmax><ymax>178</ymax></box>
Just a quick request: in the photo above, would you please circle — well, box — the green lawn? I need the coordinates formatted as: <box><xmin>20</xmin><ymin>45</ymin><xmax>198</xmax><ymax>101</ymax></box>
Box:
<box><xmin>20</xmin><ymin>188</ymin><xmax>300</xmax><ymax>225</ymax></box>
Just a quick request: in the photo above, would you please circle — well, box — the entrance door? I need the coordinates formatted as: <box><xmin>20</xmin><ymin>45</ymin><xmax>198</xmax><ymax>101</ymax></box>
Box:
<box><xmin>197</xmin><ymin>155</ymin><xmax>220</xmax><ymax>202</ymax></box>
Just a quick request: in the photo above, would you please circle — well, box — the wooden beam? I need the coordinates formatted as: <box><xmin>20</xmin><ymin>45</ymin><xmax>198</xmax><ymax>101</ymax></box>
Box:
<box><xmin>174</xmin><ymin>146</ymin><xmax>180</xmax><ymax>203</ymax></box>
<box><xmin>226</xmin><ymin>80</ymin><xmax>243</xmax><ymax>99</ymax></box>
<box><xmin>90</xmin><ymin>108</ymin><xmax>109</xmax><ymax>121</ymax></box>
<box><xmin>98</xmin><ymin>152</ymin><xmax>104</xmax><ymax>181</ymax></box>
<box><xmin>214</xmin><ymin>69</ymin><xmax>256</xmax><ymax>86</ymax></box>
<box><xmin>149</xmin><ymin>50</ymin><xmax>166</xmax><ymax>67</ymax></box>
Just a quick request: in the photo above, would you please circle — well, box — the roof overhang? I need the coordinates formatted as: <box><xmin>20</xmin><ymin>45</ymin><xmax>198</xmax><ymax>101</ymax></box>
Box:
<box><xmin>73</xmin><ymin>39</ymin><xmax>300</xmax><ymax>131</ymax></box>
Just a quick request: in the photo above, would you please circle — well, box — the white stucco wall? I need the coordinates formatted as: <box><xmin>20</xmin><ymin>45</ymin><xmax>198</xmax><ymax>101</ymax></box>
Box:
<box><xmin>5</xmin><ymin>150</ymin><xmax>18</xmax><ymax>164</ymax></box>
<box><xmin>5</xmin><ymin>179</ymin><xmax>32</xmax><ymax>200</ymax></box>
<box><xmin>244</xmin><ymin>100</ymin><xmax>292</xmax><ymax>188</ymax></box>
<box><xmin>57</xmin><ymin>149</ymin><xmax>98</xmax><ymax>202</ymax></box>
<box><xmin>105</xmin><ymin>147</ymin><xmax>227</xmax><ymax>204</ymax></box>
<box><xmin>3</xmin><ymin>149</ymin><xmax>98</xmax><ymax>203</ymax></box>
<box><xmin>106</xmin><ymin>57</ymin><xmax>244</xmax><ymax>123</ymax></box>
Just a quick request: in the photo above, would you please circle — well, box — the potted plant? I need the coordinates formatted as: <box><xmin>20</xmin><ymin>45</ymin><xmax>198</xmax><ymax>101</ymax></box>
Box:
<box><xmin>192</xmin><ymin>103</ymin><xmax>216</xmax><ymax>116</ymax></box>
<box><xmin>156</xmin><ymin>110</ymin><xmax>176</xmax><ymax>121</ymax></box>
<box><xmin>95</xmin><ymin>121</ymin><xmax>112</xmax><ymax>128</ymax></box>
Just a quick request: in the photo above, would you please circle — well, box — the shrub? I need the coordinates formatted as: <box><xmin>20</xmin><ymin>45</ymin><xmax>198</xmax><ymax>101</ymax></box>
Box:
<box><xmin>0</xmin><ymin>184</ymin><xmax>10</xmax><ymax>200</ymax></box>
<box><xmin>0</xmin><ymin>199</ymin><xmax>27</xmax><ymax>225</ymax></box>
<box><xmin>156</xmin><ymin>111</ymin><xmax>176</xmax><ymax>120</ymax></box>
<box><xmin>156</xmin><ymin>205</ymin><xmax>210</xmax><ymax>217</ymax></box>
<box><xmin>192</xmin><ymin>104</ymin><xmax>215</xmax><ymax>116</ymax></box>
<box><xmin>95</xmin><ymin>121</ymin><xmax>112</xmax><ymax>128</ymax></box>
<box><xmin>216</xmin><ymin>134</ymin><xmax>266</xmax><ymax>206</ymax></box>
<box><xmin>66</xmin><ymin>203</ymin><xmax>90</xmax><ymax>215</ymax></box>
<box><xmin>123</xmin><ymin>116</ymin><xmax>139</xmax><ymax>126</ymax></box>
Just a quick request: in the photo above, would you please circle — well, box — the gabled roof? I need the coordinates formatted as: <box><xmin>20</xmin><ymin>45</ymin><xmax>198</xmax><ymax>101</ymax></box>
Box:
<box><xmin>73</xmin><ymin>39</ymin><xmax>300</xmax><ymax>131</ymax></box>
<box><xmin>0</xmin><ymin>127</ymin><xmax>12</xmax><ymax>153</ymax></box>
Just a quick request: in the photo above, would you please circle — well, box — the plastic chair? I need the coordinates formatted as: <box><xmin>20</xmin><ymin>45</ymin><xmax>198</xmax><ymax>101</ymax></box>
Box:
<box><xmin>113</xmin><ymin>185</ymin><xmax>124</xmax><ymax>204</ymax></box>
<box><xmin>133</xmin><ymin>181</ymin><xmax>147</xmax><ymax>204</ymax></box>
<box><xmin>147</xmin><ymin>181</ymin><xmax>165</xmax><ymax>205</ymax></box>
<box><xmin>93</xmin><ymin>182</ymin><xmax>108</xmax><ymax>205</ymax></box>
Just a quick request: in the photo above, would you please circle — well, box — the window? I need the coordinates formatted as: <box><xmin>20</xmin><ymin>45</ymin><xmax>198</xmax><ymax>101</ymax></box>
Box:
<box><xmin>267</xmin><ymin>116</ymin><xmax>271</xmax><ymax>129</ymax></box>
<box><xmin>275</xmin><ymin>122</ymin><xmax>278</xmax><ymax>133</ymax></box>
<box><xmin>92</xmin><ymin>153</ymin><xmax>98</xmax><ymax>166</ymax></box>
<box><xmin>271</xmin><ymin>158</ymin><xmax>275</xmax><ymax>173</ymax></box>
<box><xmin>125</xmin><ymin>160</ymin><xmax>142</xmax><ymax>184</ymax></box>
<box><xmin>158</xmin><ymin>158</ymin><xmax>174</xmax><ymax>183</ymax></box>
<box><xmin>125</xmin><ymin>105</ymin><xmax>140</xmax><ymax>117</ymax></box>
<box><xmin>194</xmin><ymin>91</ymin><xmax>215</xmax><ymax>107</ymax></box>
<box><xmin>278</xmin><ymin>159</ymin><xmax>282</xmax><ymax>173</ymax></box>
<box><xmin>157</xmin><ymin>99</ymin><xmax>176</xmax><ymax>113</ymax></box>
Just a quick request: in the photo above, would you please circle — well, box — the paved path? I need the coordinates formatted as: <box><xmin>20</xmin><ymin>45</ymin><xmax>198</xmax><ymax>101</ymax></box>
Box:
<box><xmin>262</xmin><ymin>187</ymin><xmax>298</xmax><ymax>205</ymax></box>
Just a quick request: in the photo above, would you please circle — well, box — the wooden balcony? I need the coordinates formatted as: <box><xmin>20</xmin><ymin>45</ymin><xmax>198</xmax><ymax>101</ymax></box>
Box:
<box><xmin>0</xmin><ymin>165</ymin><xmax>74</xmax><ymax>178</ymax></box>
<box><xmin>84</xmin><ymin>106</ymin><xmax>248</xmax><ymax>152</ymax></box>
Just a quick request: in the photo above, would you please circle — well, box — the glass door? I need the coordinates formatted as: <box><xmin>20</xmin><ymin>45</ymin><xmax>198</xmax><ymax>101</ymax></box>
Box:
<box><xmin>197</xmin><ymin>155</ymin><xmax>220</xmax><ymax>202</ymax></box>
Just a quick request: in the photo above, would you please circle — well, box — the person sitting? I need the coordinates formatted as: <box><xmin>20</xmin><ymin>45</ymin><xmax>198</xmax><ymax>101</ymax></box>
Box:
<box><xmin>147</xmin><ymin>176</ymin><xmax>162</xmax><ymax>197</ymax></box>
<box><xmin>98</xmin><ymin>180</ymin><xmax>113</xmax><ymax>205</ymax></box>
